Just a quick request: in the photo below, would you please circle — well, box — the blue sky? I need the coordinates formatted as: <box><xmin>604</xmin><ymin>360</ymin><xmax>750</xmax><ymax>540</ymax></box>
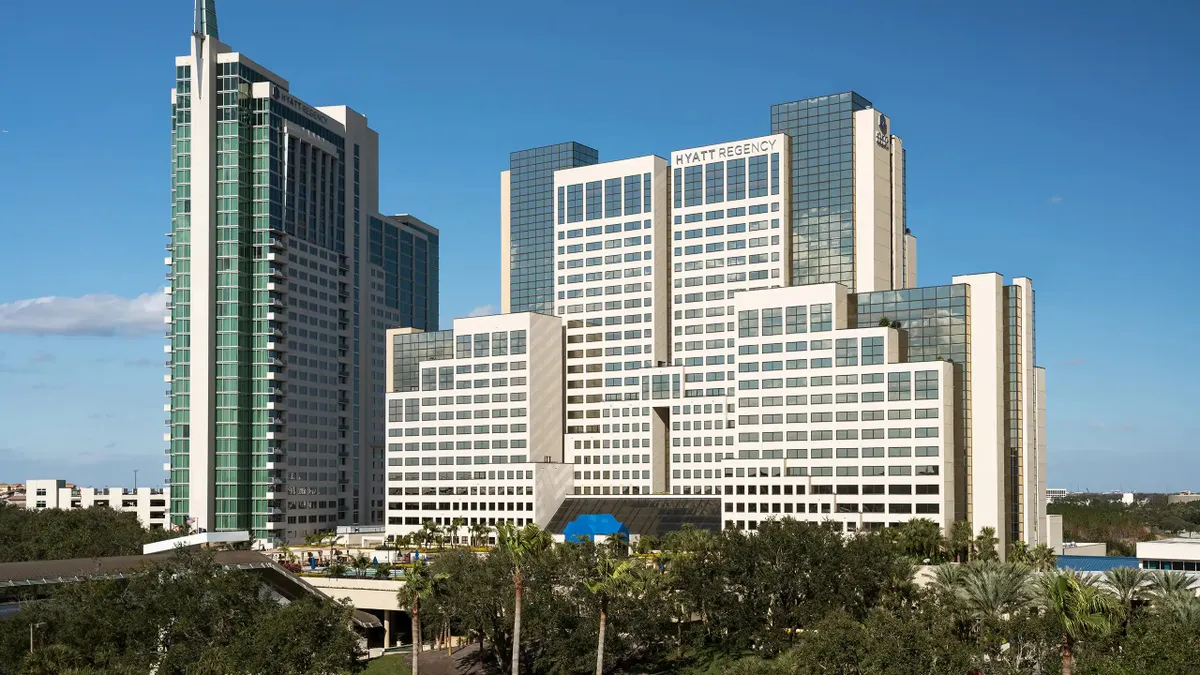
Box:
<box><xmin>0</xmin><ymin>1</ymin><xmax>1197</xmax><ymax>491</ymax></box>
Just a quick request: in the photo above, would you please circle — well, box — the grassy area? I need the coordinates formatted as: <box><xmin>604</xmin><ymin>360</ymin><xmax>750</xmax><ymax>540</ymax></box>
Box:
<box><xmin>361</xmin><ymin>653</ymin><xmax>412</xmax><ymax>675</ymax></box>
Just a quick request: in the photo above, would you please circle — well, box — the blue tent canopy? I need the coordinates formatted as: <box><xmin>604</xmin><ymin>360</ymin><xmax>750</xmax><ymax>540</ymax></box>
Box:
<box><xmin>563</xmin><ymin>514</ymin><xmax>629</xmax><ymax>542</ymax></box>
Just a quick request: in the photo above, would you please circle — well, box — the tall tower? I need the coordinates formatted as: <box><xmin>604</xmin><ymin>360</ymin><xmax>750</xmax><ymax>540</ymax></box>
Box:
<box><xmin>770</xmin><ymin>92</ymin><xmax>913</xmax><ymax>292</ymax></box>
<box><xmin>168</xmin><ymin>1</ymin><xmax>438</xmax><ymax>542</ymax></box>
<box><xmin>500</xmin><ymin>142</ymin><xmax>599</xmax><ymax>314</ymax></box>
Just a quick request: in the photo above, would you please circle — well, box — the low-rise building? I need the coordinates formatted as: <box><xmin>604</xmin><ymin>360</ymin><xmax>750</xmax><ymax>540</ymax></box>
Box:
<box><xmin>24</xmin><ymin>479</ymin><xmax>169</xmax><ymax>530</ymax></box>
<box><xmin>1138</xmin><ymin>538</ymin><xmax>1200</xmax><ymax>573</ymax></box>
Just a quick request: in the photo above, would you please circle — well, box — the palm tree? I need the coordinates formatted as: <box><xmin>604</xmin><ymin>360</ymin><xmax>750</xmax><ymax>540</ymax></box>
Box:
<box><xmin>396</xmin><ymin>558</ymin><xmax>447</xmax><ymax>675</ymax></box>
<box><xmin>327</xmin><ymin>561</ymin><xmax>348</xmax><ymax>578</ymax></box>
<box><xmin>585</xmin><ymin>545</ymin><xmax>634</xmax><ymax>675</ymax></box>
<box><xmin>1030</xmin><ymin>544</ymin><xmax>1058</xmax><ymax>571</ymax></box>
<box><xmin>1150</xmin><ymin>570</ymin><xmax>1194</xmax><ymax>598</ymax></box>
<box><xmin>351</xmin><ymin>552</ymin><xmax>371</xmax><ymax>578</ymax></box>
<box><xmin>471</xmin><ymin>522</ymin><xmax>491</xmax><ymax>548</ymax></box>
<box><xmin>1103</xmin><ymin>566</ymin><xmax>1150</xmax><ymax>630</ymax></box>
<box><xmin>974</xmin><ymin>526</ymin><xmax>1000</xmax><ymax>562</ymax></box>
<box><xmin>496</xmin><ymin>521</ymin><xmax>552</xmax><ymax>675</ymax></box>
<box><xmin>449</xmin><ymin>518</ymin><xmax>465</xmax><ymax>548</ymax></box>
<box><xmin>374</xmin><ymin>563</ymin><xmax>393</xmax><ymax>580</ymax></box>
<box><xmin>955</xmin><ymin>561</ymin><xmax>1033</xmax><ymax>623</ymax></box>
<box><xmin>929</xmin><ymin>563</ymin><xmax>964</xmax><ymax>600</ymax></box>
<box><xmin>1153</xmin><ymin>588</ymin><xmax>1200</xmax><ymax>624</ymax></box>
<box><xmin>1037</xmin><ymin>569</ymin><xmax>1118</xmax><ymax>675</ymax></box>
<box><xmin>897</xmin><ymin>518</ymin><xmax>943</xmax><ymax>561</ymax></box>
<box><xmin>1009</xmin><ymin>540</ymin><xmax>1031</xmax><ymax>565</ymax></box>
<box><xmin>949</xmin><ymin>520</ymin><xmax>974</xmax><ymax>563</ymax></box>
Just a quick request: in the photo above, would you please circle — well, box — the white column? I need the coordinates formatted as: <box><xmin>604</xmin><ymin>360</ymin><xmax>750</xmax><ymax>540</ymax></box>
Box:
<box><xmin>954</xmin><ymin>273</ymin><xmax>1006</xmax><ymax>554</ymax></box>
<box><xmin>500</xmin><ymin>170</ymin><xmax>511</xmax><ymax>313</ymax></box>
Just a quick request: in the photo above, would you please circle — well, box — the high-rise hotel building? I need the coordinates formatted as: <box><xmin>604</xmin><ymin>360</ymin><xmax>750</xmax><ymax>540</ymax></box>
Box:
<box><xmin>387</xmin><ymin>92</ymin><xmax>1045</xmax><ymax>552</ymax></box>
<box><xmin>168</xmin><ymin>2</ymin><xmax>438</xmax><ymax>542</ymax></box>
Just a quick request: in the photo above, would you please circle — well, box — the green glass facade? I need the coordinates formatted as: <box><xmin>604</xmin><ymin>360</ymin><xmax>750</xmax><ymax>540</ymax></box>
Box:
<box><xmin>508</xmin><ymin>142</ymin><xmax>598</xmax><ymax>313</ymax></box>
<box><xmin>168</xmin><ymin>64</ymin><xmax>193</xmax><ymax>522</ymax></box>
<box><xmin>770</xmin><ymin>92</ymin><xmax>872</xmax><ymax>290</ymax></box>
<box><xmin>851</xmin><ymin>285</ymin><xmax>970</xmax><ymax>522</ymax></box>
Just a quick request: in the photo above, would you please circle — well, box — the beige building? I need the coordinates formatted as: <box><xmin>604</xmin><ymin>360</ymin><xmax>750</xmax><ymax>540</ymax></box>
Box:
<box><xmin>24</xmin><ymin>479</ymin><xmax>169</xmax><ymax>530</ymax></box>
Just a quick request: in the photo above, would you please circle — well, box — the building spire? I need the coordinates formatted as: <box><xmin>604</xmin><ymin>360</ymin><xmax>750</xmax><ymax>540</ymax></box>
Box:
<box><xmin>194</xmin><ymin>0</ymin><xmax>219</xmax><ymax>39</ymax></box>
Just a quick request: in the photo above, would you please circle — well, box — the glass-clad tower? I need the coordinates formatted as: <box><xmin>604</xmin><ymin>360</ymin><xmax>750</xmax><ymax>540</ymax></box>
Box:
<box><xmin>168</xmin><ymin>1</ymin><xmax>438</xmax><ymax>542</ymax></box>
<box><xmin>771</xmin><ymin>92</ymin><xmax>914</xmax><ymax>293</ymax></box>
<box><xmin>501</xmin><ymin>142</ymin><xmax>599</xmax><ymax>313</ymax></box>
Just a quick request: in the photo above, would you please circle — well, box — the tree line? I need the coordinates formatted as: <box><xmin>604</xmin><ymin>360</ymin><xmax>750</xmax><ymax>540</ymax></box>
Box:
<box><xmin>398</xmin><ymin>519</ymin><xmax>1200</xmax><ymax>675</ymax></box>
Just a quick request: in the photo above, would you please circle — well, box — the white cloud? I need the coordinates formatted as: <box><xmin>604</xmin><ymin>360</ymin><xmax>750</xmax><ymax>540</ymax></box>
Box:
<box><xmin>0</xmin><ymin>290</ymin><xmax>167</xmax><ymax>336</ymax></box>
<box><xmin>465</xmin><ymin>304</ymin><xmax>496</xmax><ymax>318</ymax></box>
<box><xmin>1048</xmin><ymin>195</ymin><xmax>1063</xmax><ymax>205</ymax></box>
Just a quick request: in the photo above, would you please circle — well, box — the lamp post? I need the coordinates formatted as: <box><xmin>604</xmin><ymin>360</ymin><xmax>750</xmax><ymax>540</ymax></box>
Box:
<box><xmin>29</xmin><ymin>622</ymin><xmax>44</xmax><ymax>654</ymax></box>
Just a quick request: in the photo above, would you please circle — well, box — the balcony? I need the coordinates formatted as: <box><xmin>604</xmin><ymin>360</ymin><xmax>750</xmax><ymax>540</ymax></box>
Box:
<box><xmin>267</xmin><ymin>267</ymin><xmax>284</xmax><ymax>279</ymax></box>
<box><xmin>268</xmin><ymin>237</ymin><xmax>285</xmax><ymax>250</ymax></box>
<box><xmin>268</xmin><ymin>358</ymin><xmax>284</xmax><ymax>368</ymax></box>
<box><xmin>265</xmin><ymin>310</ymin><xmax>286</xmax><ymax>323</ymax></box>
<box><xmin>164</xmin><ymin>256</ymin><xmax>172</xmax><ymax>266</ymax></box>
<box><xmin>266</xmin><ymin>251</ymin><xmax>284</xmax><ymax>264</ymax></box>
<box><xmin>266</xmin><ymin>281</ymin><xmax>284</xmax><ymax>292</ymax></box>
<box><xmin>264</xmin><ymin>454</ymin><xmax>284</xmax><ymax>470</ymax></box>
<box><xmin>264</xmin><ymin>520</ymin><xmax>284</xmax><ymax>530</ymax></box>
<box><xmin>266</xmin><ymin>339</ymin><xmax>286</xmax><ymax>353</ymax></box>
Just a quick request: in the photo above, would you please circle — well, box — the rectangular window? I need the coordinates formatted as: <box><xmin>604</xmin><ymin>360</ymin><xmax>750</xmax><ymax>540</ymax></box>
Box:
<box><xmin>888</xmin><ymin>372</ymin><xmax>912</xmax><ymax>401</ymax></box>
<box><xmin>810</xmin><ymin>304</ymin><xmax>832</xmax><ymax>332</ymax></box>
<box><xmin>749</xmin><ymin>155</ymin><xmax>768</xmax><ymax>197</ymax></box>
<box><xmin>684</xmin><ymin>166</ymin><xmax>703</xmax><ymax>207</ymax></box>
<box><xmin>720</xmin><ymin>158</ymin><xmax>745</xmax><ymax>203</ymax></box>
<box><xmin>624</xmin><ymin>175</ymin><xmax>641</xmax><ymax>215</ymax></box>
<box><xmin>605</xmin><ymin>178</ymin><xmax>622</xmax><ymax>218</ymax></box>
<box><xmin>586</xmin><ymin>181</ymin><xmax>603</xmax><ymax>220</ymax></box>
<box><xmin>915</xmin><ymin>370</ymin><xmax>939</xmax><ymax>400</ymax></box>
<box><xmin>861</xmin><ymin>337</ymin><xmax>884</xmax><ymax>365</ymax></box>
<box><xmin>673</xmin><ymin>168</ymin><xmax>682</xmax><ymax>208</ymax></box>
<box><xmin>738</xmin><ymin>309</ymin><xmax>759</xmax><ymax>338</ymax></box>
<box><xmin>567</xmin><ymin>184</ymin><xmax>583</xmax><ymax>222</ymax></box>
<box><xmin>762</xmin><ymin>308</ymin><xmax>782</xmax><ymax>336</ymax></box>
<box><xmin>705</xmin><ymin>162</ymin><xmax>724</xmax><ymax>204</ymax></box>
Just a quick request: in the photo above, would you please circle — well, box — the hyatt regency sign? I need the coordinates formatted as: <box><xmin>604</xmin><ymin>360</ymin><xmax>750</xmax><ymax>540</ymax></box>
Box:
<box><xmin>674</xmin><ymin>138</ymin><xmax>779</xmax><ymax>166</ymax></box>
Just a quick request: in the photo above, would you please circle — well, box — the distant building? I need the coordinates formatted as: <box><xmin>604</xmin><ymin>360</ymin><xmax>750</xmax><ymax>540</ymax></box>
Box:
<box><xmin>1047</xmin><ymin>488</ymin><xmax>1069</xmax><ymax>504</ymax></box>
<box><xmin>24</xmin><ymin>479</ymin><xmax>169</xmax><ymax>530</ymax></box>
<box><xmin>1138</xmin><ymin>538</ymin><xmax>1200</xmax><ymax>573</ymax></box>
<box><xmin>1168</xmin><ymin>492</ymin><xmax>1200</xmax><ymax>505</ymax></box>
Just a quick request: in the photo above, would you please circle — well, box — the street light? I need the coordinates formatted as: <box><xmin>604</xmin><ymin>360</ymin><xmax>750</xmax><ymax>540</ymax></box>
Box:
<box><xmin>29</xmin><ymin>621</ymin><xmax>45</xmax><ymax>654</ymax></box>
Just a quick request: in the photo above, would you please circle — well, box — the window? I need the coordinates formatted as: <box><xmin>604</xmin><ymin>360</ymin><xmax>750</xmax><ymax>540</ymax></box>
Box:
<box><xmin>762</xmin><ymin>308</ymin><xmax>782</xmax><ymax>336</ymax></box>
<box><xmin>915</xmin><ymin>370</ymin><xmax>939</xmax><ymax>400</ymax></box>
<box><xmin>810</xmin><ymin>304</ymin><xmax>832</xmax><ymax>332</ymax></box>
<box><xmin>605</xmin><ymin>177</ymin><xmax>622</xmax><ymax>218</ymax></box>
<box><xmin>861</xmin><ymin>337</ymin><xmax>884</xmax><ymax>365</ymax></box>
<box><xmin>727</xmin><ymin>158</ymin><xmax>745</xmax><ymax>200</ymax></box>
<box><xmin>888</xmin><ymin>372</ymin><xmax>912</xmax><ymax>401</ymax></box>
<box><xmin>705</xmin><ymin>162</ymin><xmax>724</xmax><ymax>204</ymax></box>
<box><xmin>738</xmin><ymin>309</ymin><xmax>758</xmax><ymax>338</ymax></box>
<box><xmin>567</xmin><ymin>184</ymin><xmax>583</xmax><ymax>222</ymax></box>
<box><xmin>586</xmin><ymin>181</ymin><xmax>603</xmax><ymax>220</ymax></box>
<box><xmin>749</xmin><ymin>155</ymin><xmax>768</xmax><ymax>197</ymax></box>
<box><xmin>684</xmin><ymin>166</ymin><xmax>703</xmax><ymax>206</ymax></box>
<box><xmin>510</xmin><ymin>330</ymin><xmax>527</xmax><ymax>355</ymax></box>
<box><xmin>835</xmin><ymin>338</ymin><xmax>857</xmax><ymax>367</ymax></box>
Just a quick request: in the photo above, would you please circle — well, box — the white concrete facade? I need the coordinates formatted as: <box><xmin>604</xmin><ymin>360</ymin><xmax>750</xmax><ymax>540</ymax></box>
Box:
<box><xmin>25</xmin><ymin>479</ymin><xmax>169</xmax><ymax>530</ymax></box>
<box><xmin>716</xmin><ymin>284</ymin><xmax>955</xmax><ymax>532</ymax></box>
<box><xmin>384</xmin><ymin>313</ymin><xmax>573</xmax><ymax>537</ymax></box>
<box><xmin>384</xmin><ymin>98</ymin><xmax>1047</xmax><ymax>548</ymax></box>
<box><xmin>852</xmin><ymin>110</ymin><xmax>909</xmax><ymax>293</ymax></box>
<box><xmin>553</xmin><ymin>155</ymin><xmax>670</xmax><ymax>497</ymax></box>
